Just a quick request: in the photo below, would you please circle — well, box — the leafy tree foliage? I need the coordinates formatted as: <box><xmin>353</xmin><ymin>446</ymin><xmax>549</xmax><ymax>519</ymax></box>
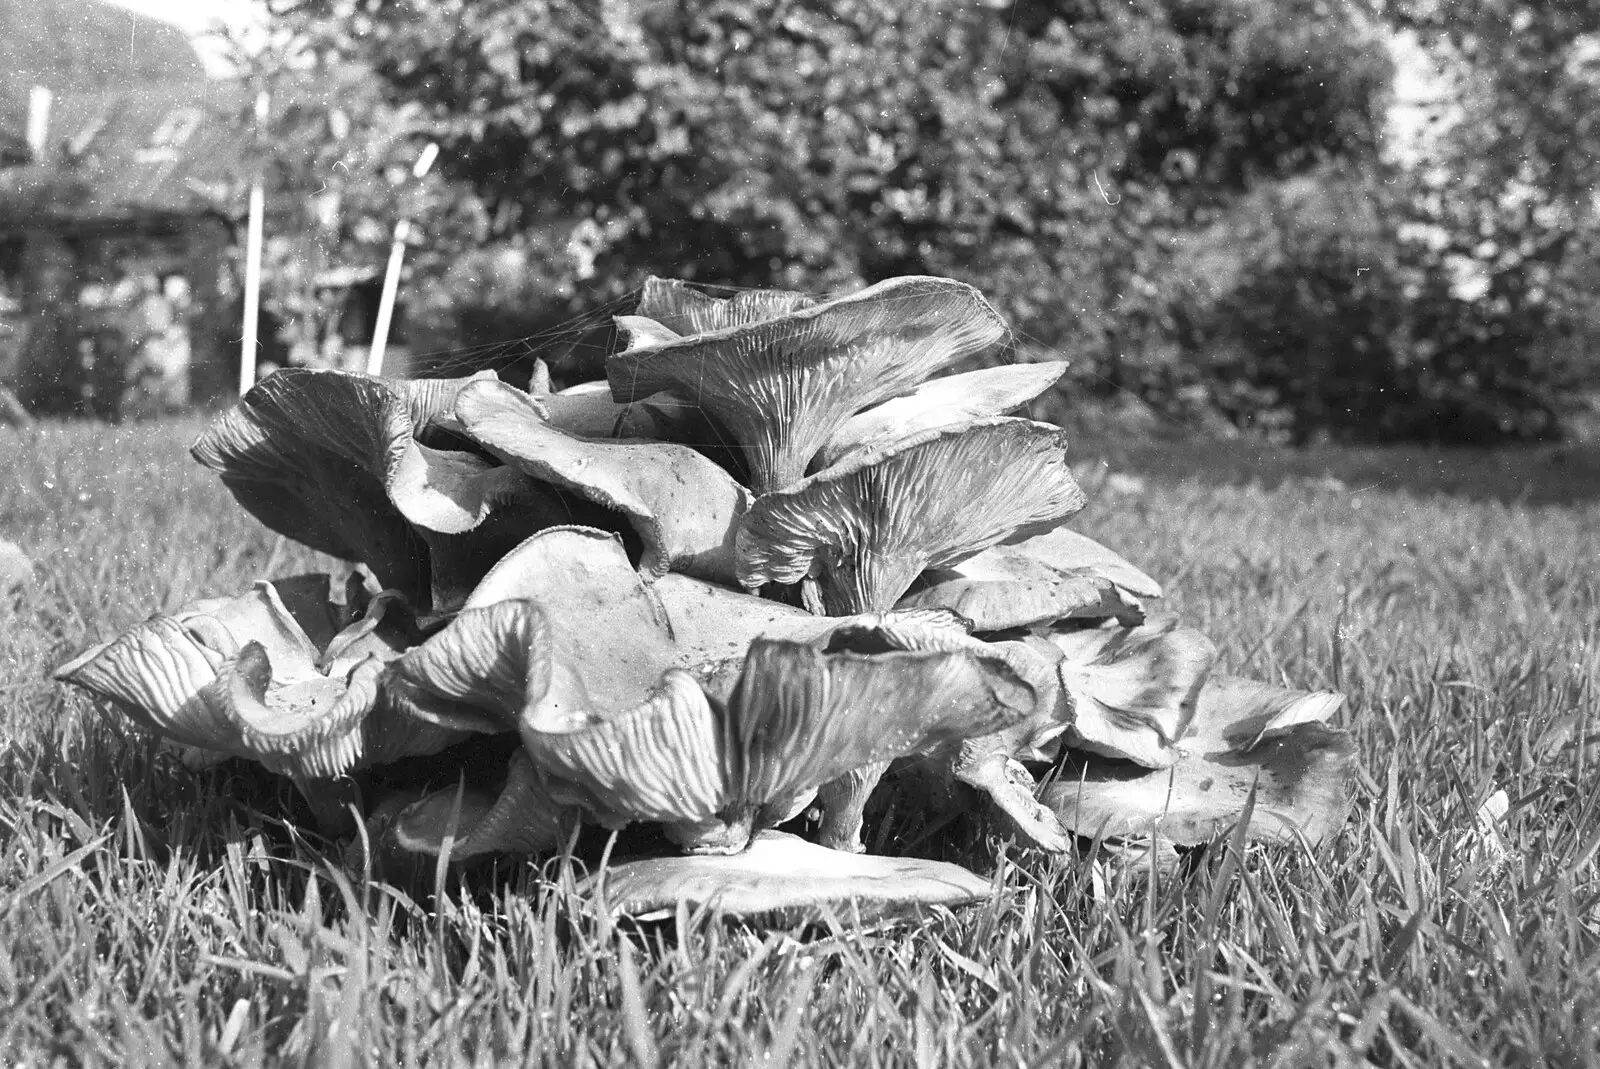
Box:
<box><xmin>267</xmin><ymin>0</ymin><xmax>1393</xmax><ymax>390</ymax></box>
<box><xmin>1377</xmin><ymin>0</ymin><xmax>1600</xmax><ymax>440</ymax></box>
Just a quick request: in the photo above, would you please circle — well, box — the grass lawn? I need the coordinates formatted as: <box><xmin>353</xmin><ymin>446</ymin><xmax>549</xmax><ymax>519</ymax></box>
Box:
<box><xmin>3</xmin><ymin>414</ymin><xmax>1598</xmax><ymax>1067</ymax></box>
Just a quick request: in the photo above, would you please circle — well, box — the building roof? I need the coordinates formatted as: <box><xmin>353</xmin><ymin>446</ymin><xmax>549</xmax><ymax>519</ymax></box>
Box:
<box><xmin>0</xmin><ymin>0</ymin><xmax>244</xmax><ymax>232</ymax></box>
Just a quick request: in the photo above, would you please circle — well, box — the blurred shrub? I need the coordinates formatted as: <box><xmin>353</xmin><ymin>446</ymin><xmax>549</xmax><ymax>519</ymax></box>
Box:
<box><xmin>1188</xmin><ymin>171</ymin><xmax>1579</xmax><ymax>444</ymax></box>
<box><xmin>260</xmin><ymin>0</ymin><xmax>1595</xmax><ymax>443</ymax></box>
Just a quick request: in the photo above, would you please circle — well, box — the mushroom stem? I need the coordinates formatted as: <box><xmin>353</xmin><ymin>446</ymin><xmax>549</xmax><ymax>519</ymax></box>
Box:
<box><xmin>814</xmin><ymin>760</ymin><xmax>890</xmax><ymax>853</ymax></box>
<box><xmin>666</xmin><ymin>811</ymin><xmax>755</xmax><ymax>856</ymax></box>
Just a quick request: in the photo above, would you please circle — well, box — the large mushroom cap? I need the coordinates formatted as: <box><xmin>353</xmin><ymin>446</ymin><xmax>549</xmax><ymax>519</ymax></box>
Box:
<box><xmin>585</xmin><ymin>830</ymin><xmax>992</xmax><ymax>923</ymax></box>
<box><xmin>191</xmin><ymin>368</ymin><xmax>591</xmax><ymax>610</ymax></box>
<box><xmin>633</xmin><ymin>276</ymin><xmax>821</xmax><ymax>335</ymax></box>
<box><xmin>387</xmin><ymin>526</ymin><xmax>895</xmax><ymax>743</ymax></box>
<box><xmin>392</xmin><ymin>527</ymin><xmax>678</xmax><ymax>736</ymax></box>
<box><xmin>815</xmin><ymin>361</ymin><xmax>1069</xmax><ymax>470</ymax></box>
<box><xmin>607</xmin><ymin>276</ymin><xmax>1009</xmax><ymax>493</ymax></box>
<box><xmin>1044</xmin><ymin>675</ymin><xmax>1355</xmax><ymax>847</ymax></box>
<box><xmin>523</xmin><ymin>633</ymin><xmax>1035</xmax><ymax>853</ymax></box>
<box><xmin>736</xmin><ymin>418</ymin><xmax>1087</xmax><ymax>614</ymax></box>
<box><xmin>54</xmin><ymin>580</ymin><xmax>463</xmax><ymax>779</ymax></box>
<box><xmin>454</xmin><ymin>378</ymin><xmax>751</xmax><ymax>583</ymax></box>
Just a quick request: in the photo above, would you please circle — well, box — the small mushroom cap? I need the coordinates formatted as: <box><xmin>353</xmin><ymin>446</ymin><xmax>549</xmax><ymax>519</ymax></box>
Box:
<box><xmin>455</xmin><ymin>378</ymin><xmax>751</xmax><ymax>583</ymax></box>
<box><xmin>584</xmin><ymin>830</ymin><xmax>992</xmax><ymax>922</ymax></box>
<box><xmin>897</xmin><ymin>550</ymin><xmax>1147</xmax><ymax>632</ymax></box>
<box><xmin>526</xmin><ymin>667</ymin><xmax>725</xmax><ymax>830</ymax></box>
<box><xmin>1045</xmin><ymin>614</ymin><xmax>1218</xmax><ymax>768</ymax></box>
<box><xmin>998</xmin><ymin>528</ymin><xmax>1163</xmax><ymax>600</ymax></box>
<box><xmin>192</xmin><ymin>368</ymin><xmax>587</xmax><ymax>610</ymax></box>
<box><xmin>613</xmin><ymin>315</ymin><xmax>683</xmax><ymax>351</ymax></box>
<box><xmin>1044</xmin><ymin>675</ymin><xmax>1355</xmax><ymax>847</ymax></box>
<box><xmin>737</xmin><ymin>418</ymin><xmax>1087</xmax><ymax>614</ymax></box>
<box><xmin>814</xmin><ymin>361</ymin><xmax>1069</xmax><ymax>470</ymax></box>
<box><xmin>539</xmin><ymin>369</ymin><xmax>708</xmax><ymax>442</ymax></box>
<box><xmin>608</xmin><ymin>276</ymin><xmax>1009</xmax><ymax>493</ymax></box>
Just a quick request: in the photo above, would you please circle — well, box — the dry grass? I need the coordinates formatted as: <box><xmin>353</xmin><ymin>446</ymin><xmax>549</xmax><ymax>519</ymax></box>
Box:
<box><xmin>3</xmin><ymin>415</ymin><xmax>1598</xmax><ymax>1067</ymax></box>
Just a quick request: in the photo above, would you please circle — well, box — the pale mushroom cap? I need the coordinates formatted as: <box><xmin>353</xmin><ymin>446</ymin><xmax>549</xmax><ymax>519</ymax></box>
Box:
<box><xmin>192</xmin><ymin>368</ymin><xmax>580</xmax><ymax>610</ymax></box>
<box><xmin>815</xmin><ymin>360</ymin><xmax>1069</xmax><ymax>470</ymax></box>
<box><xmin>607</xmin><ymin>276</ymin><xmax>1010</xmax><ymax>493</ymax></box>
<box><xmin>55</xmin><ymin>581</ymin><xmax>462</xmax><ymax>778</ymax></box>
<box><xmin>896</xmin><ymin>548</ymin><xmax>1148</xmax><ymax>632</ymax></box>
<box><xmin>464</xmin><ymin>527</ymin><xmax>679</xmax><ymax>733</ymax></box>
<box><xmin>1045</xmin><ymin>614</ymin><xmax>1219</xmax><ymax>768</ymax></box>
<box><xmin>651</xmin><ymin>573</ymin><xmax>836</xmax><ymax>663</ymax></box>
<box><xmin>1044</xmin><ymin>675</ymin><xmax>1355</xmax><ymax>847</ymax></box>
<box><xmin>507</xmin><ymin>628</ymin><xmax>1036</xmax><ymax>852</ymax></box>
<box><xmin>55</xmin><ymin>615</ymin><xmax>234</xmax><ymax>751</ymax></box>
<box><xmin>455</xmin><ymin>379</ymin><xmax>751</xmax><ymax>583</ymax></box>
<box><xmin>193</xmin><ymin>369</ymin><xmax>429</xmax><ymax>601</ymax></box>
<box><xmin>585</xmin><ymin>830</ymin><xmax>993</xmax><ymax>921</ymax></box>
<box><xmin>994</xmin><ymin>528</ymin><xmax>1163</xmax><ymax>601</ymax></box>
<box><xmin>736</xmin><ymin>418</ymin><xmax>1087</xmax><ymax>614</ymax></box>
<box><xmin>633</xmin><ymin>277</ymin><xmax>820</xmax><ymax>335</ymax></box>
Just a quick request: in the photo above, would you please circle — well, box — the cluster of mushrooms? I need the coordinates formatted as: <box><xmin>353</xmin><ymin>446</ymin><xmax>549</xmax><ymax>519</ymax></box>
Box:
<box><xmin>56</xmin><ymin>276</ymin><xmax>1357</xmax><ymax>922</ymax></box>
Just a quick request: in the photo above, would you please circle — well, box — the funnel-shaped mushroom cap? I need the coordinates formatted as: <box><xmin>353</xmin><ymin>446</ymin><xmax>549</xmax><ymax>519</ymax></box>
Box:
<box><xmin>388</xmin><ymin>527</ymin><xmax>855</xmax><ymax>738</ymax></box>
<box><xmin>455</xmin><ymin>379</ymin><xmax>751</xmax><ymax>583</ymax></box>
<box><xmin>389</xmin><ymin>527</ymin><xmax>678</xmax><ymax>736</ymax></box>
<box><xmin>526</xmin><ymin>634</ymin><xmax>1033</xmax><ymax>853</ymax></box>
<box><xmin>897</xmin><ymin>530</ymin><xmax>1153</xmax><ymax>632</ymax></box>
<box><xmin>1044</xmin><ymin>615</ymin><xmax>1218</xmax><ymax>768</ymax></box>
<box><xmin>814</xmin><ymin>361</ymin><xmax>1068</xmax><ymax>470</ymax></box>
<box><xmin>389</xmin><ymin>369</ymin><xmax>500</xmax><ymax>436</ymax></box>
<box><xmin>633</xmin><ymin>276</ymin><xmax>821</xmax><ymax>335</ymax></box>
<box><xmin>585</xmin><ymin>830</ymin><xmax>991</xmax><ymax>922</ymax></box>
<box><xmin>1044</xmin><ymin>676</ymin><xmax>1354</xmax><ymax>847</ymax></box>
<box><xmin>737</xmin><ymin>418</ymin><xmax>1087</xmax><ymax>614</ymax></box>
<box><xmin>608</xmin><ymin>276</ymin><xmax>1009</xmax><ymax>493</ymax></box>
<box><xmin>192</xmin><ymin>368</ymin><xmax>592</xmax><ymax>610</ymax></box>
<box><xmin>54</xmin><ymin>581</ymin><xmax>462</xmax><ymax>778</ymax></box>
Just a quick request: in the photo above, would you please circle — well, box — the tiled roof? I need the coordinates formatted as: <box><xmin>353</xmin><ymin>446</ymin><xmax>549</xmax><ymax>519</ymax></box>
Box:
<box><xmin>0</xmin><ymin>0</ymin><xmax>244</xmax><ymax>228</ymax></box>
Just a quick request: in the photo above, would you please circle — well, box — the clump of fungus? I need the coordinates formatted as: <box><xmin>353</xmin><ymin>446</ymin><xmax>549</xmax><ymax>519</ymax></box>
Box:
<box><xmin>56</xmin><ymin>273</ymin><xmax>1359</xmax><ymax>925</ymax></box>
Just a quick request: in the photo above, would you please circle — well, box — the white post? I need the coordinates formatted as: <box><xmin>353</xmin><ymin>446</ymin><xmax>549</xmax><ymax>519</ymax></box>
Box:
<box><xmin>366</xmin><ymin>142</ymin><xmax>438</xmax><ymax>377</ymax></box>
<box><xmin>26</xmin><ymin>86</ymin><xmax>52</xmax><ymax>160</ymax></box>
<box><xmin>239</xmin><ymin>91</ymin><xmax>270</xmax><ymax>396</ymax></box>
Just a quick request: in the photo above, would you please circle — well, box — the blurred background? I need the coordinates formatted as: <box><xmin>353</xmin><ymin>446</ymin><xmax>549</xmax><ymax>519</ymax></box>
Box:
<box><xmin>0</xmin><ymin>0</ymin><xmax>1595</xmax><ymax>445</ymax></box>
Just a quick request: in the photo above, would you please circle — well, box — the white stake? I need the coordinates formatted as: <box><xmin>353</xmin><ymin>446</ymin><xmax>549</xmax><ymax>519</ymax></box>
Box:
<box><xmin>366</xmin><ymin>141</ymin><xmax>438</xmax><ymax>377</ymax></box>
<box><xmin>26</xmin><ymin>86</ymin><xmax>52</xmax><ymax>160</ymax></box>
<box><xmin>239</xmin><ymin>91</ymin><xmax>270</xmax><ymax>395</ymax></box>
